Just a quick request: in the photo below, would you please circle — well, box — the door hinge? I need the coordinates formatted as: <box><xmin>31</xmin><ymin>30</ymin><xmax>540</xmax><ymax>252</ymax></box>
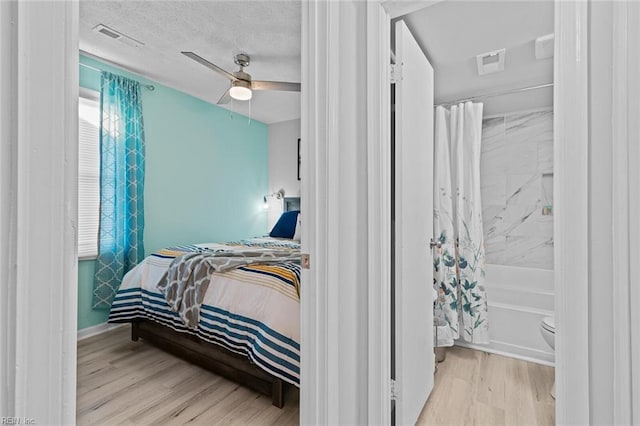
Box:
<box><xmin>390</xmin><ymin>379</ymin><xmax>398</xmax><ymax>400</ymax></box>
<box><xmin>390</xmin><ymin>63</ymin><xmax>402</xmax><ymax>84</ymax></box>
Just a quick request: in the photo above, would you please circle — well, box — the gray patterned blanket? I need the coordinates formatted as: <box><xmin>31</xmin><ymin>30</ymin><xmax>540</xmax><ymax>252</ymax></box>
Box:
<box><xmin>157</xmin><ymin>249</ymin><xmax>301</xmax><ymax>328</ymax></box>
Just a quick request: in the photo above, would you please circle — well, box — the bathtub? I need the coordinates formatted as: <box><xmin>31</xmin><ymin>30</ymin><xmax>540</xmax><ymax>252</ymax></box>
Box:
<box><xmin>454</xmin><ymin>264</ymin><xmax>555</xmax><ymax>366</ymax></box>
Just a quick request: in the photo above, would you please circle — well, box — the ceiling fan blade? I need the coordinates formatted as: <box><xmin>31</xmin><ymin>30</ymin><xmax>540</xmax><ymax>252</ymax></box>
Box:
<box><xmin>252</xmin><ymin>80</ymin><xmax>301</xmax><ymax>92</ymax></box>
<box><xmin>217</xmin><ymin>88</ymin><xmax>232</xmax><ymax>105</ymax></box>
<box><xmin>181</xmin><ymin>51</ymin><xmax>237</xmax><ymax>82</ymax></box>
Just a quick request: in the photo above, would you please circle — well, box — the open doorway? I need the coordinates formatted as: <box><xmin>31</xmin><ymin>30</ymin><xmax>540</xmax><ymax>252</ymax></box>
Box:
<box><xmin>390</xmin><ymin>2</ymin><xmax>555</xmax><ymax>424</ymax></box>
<box><xmin>74</xmin><ymin>2</ymin><xmax>303</xmax><ymax>424</ymax></box>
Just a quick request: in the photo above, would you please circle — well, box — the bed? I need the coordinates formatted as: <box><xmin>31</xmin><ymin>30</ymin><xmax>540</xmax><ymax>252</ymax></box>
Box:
<box><xmin>107</xmin><ymin>222</ymin><xmax>301</xmax><ymax>408</ymax></box>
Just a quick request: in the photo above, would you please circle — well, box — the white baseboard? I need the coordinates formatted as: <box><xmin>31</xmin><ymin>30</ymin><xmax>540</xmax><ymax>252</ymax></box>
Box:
<box><xmin>455</xmin><ymin>340</ymin><xmax>555</xmax><ymax>367</ymax></box>
<box><xmin>77</xmin><ymin>322</ymin><xmax>126</xmax><ymax>341</ymax></box>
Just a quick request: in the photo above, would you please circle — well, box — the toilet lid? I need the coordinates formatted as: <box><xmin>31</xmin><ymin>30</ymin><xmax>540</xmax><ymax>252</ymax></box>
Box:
<box><xmin>542</xmin><ymin>317</ymin><xmax>555</xmax><ymax>333</ymax></box>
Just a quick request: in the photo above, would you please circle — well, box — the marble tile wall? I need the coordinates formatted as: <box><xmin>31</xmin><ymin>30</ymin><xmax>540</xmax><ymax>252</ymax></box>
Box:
<box><xmin>480</xmin><ymin>109</ymin><xmax>554</xmax><ymax>270</ymax></box>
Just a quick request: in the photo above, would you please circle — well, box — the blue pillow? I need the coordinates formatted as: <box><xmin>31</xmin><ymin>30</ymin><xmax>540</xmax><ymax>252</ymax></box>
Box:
<box><xmin>270</xmin><ymin>210</ymin><xmax>300</xmax><ymax>239</ymax></box>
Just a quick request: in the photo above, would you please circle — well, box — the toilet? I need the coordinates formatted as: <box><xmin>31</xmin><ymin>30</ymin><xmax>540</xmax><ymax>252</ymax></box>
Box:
<box><xmin>539</xmin><ymin>316</ymin><xmax>556</xmax><ymax>399</ymax></box>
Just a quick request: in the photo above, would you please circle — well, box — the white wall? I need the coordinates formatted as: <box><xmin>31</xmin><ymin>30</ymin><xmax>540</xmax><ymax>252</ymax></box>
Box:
<box><xmin>481</xmin><ymin>109</ymin><xmax>554</xmax><ymax>269</ymax></box>
<box><xmin>474</xmin><ymin>109</ymin><xmax>555</xmax><ymax>364</ymax></box>
<box><xmin>267</xmin><ymin>118</ymin><xmax>301</xmax><ymax>228</ymax></box>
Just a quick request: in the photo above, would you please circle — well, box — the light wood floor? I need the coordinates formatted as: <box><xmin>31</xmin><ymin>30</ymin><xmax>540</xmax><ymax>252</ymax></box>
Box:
<box><xmin>417</xmin><ymin>346</ymin><xmax>555</xmax><ymax>425</ymax></box>
<box><xmin>78</xmin><ymin>327</ymin><xmax>553</xmax><ymax>425</ymax></box>
<box><xmin>76</xmin><ymin>326</ymin><xmax>299</xmax><ymax>425</ymax></box>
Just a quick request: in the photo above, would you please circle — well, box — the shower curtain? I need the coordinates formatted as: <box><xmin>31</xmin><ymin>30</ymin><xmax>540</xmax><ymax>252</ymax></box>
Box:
<box><xmin>433</xmin><ymin>101</ymin><xmax>489</xmax><ymax>345</ymax></box>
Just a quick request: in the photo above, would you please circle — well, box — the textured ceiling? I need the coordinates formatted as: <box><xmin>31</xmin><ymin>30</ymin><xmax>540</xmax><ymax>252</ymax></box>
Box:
<box><xmin>402</xmin><ymin>1</ymin><xmax>554</xmax><ymax>115</ymax></box>
<box><xmin>80</xmin><ymin>1</ymin><xmax>301</xmax><ymax>124</ymax></box>
<box><xmin>81</xmin><ymin>1</ymin><xmax>552</xmax><ymax>121</ymax></box>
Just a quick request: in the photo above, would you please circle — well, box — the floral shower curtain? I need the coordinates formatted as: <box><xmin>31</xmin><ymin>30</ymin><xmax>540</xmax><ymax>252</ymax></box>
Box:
<box><xmin>433</xmin><ymin>102</ymin><xmax>489</xmax><ymax>345</ymax></box>
<box><xmin>92</xmin><ymin>72</ymin><xmax>146</xmax><ymax>309</ymax></box>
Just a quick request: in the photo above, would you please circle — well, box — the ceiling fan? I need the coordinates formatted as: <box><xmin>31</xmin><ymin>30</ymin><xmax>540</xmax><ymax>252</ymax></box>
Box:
<box><xmin>181</xmin><ymin>51</ymin><xmax>301</xmax><ymax>104</ymax></box>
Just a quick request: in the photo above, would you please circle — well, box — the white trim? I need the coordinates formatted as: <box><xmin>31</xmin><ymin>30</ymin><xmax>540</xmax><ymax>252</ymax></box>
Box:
<box><xmin>454</xmin><ymin>341</ymin><xmax>555</xmax><ymax>368</ymax></box>
<box><xmin>554</xmin><ymin>2</ymin><xmax>590</xmax><ymax>424</ymax></box>
<box><xmin>299</xmin><ymin>2</ymin><xmax>317</xmax><ymax>423</ymax></box>
<box><xmin>627</xmin><ymin>4</ymin><xmax>640</xmax><ymax>421</ymax></box>
<box><xmin>302</xmin><ymin>2</ymin><xmax>382</xmax><ymax>423</ymax></box>
<box><xmin>612</xmin><ymin>2</ymin><xmax>640</xmax><ymax>423</ymax></box>
<box><xmin>628</xmin><ymin>4</ymin><xmax>640</xmax><ymax>421</ymax></box>
<box><xmin>77</xmin><ymin>323</ymin><xmax>126</xmax><ymax>341</ymax></box>
<box><xmin>366</xmin><ymin>2</ymin><xmax>391</xmax><ymax>424</ymax></box>
<box><xmin>0</xmin><ymin>1</ymin><xmax>19</xmax><ymax>415</ymax></box>
<box><xmin>300</xmin><ymin>1</ymin><xmax>330</xmax><ymax>423</ymax></box>
<box><xmin>611</xmin><ymin>2</ymin><xmax>632</xmax><ymax>423</ymax></box>
<box><xmin>6</xmin><ymin>2</ymin><xmax>79</xmax><ymax>423</ymax></box>
<box><xmin>324</xmin><ymin>5</ymin><xmax>341</xmax><ymax>424</ymax></box>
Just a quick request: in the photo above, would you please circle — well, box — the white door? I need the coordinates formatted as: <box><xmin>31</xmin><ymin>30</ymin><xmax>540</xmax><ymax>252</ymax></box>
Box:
<box><xmin>394</xmin><ymin>19</ymin><xmax>435</xmax><ymax>426</ymax></box>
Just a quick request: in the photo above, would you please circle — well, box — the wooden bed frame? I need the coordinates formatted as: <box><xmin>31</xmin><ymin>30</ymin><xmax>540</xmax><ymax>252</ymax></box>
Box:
<box><xmin>130</xmin><ymin>319</ymin><xmax>286</xmax><ymax>408</ymax></box>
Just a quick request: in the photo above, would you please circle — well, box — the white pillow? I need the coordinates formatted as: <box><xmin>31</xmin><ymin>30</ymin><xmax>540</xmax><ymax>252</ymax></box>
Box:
<box><xmin>292</xmin><ymin>213</ymin><xmax>302</xmax><ymax>241</ymax></box>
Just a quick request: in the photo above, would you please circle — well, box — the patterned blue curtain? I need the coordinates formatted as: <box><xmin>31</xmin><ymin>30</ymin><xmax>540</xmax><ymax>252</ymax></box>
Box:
<box><xmin>92</xmin><ymin>72</ymin><xmax>146</xmax><ymax>309</ymax></box>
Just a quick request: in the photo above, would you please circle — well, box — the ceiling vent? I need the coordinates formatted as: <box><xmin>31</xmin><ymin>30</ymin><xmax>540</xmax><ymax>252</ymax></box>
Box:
<box><xmin>476</xmin><ymin>48</ymin><xmax>505</xmax><ymax>76</ymax></box>
<box><xmin>92</xmin><ymin>24</ymin><xmax>144</xmax><ymax>48</ymax></box>
<box><xmin>535</xmin><ymin>33</ymin><xmax>554</xmax><ymax>59</ymax></box>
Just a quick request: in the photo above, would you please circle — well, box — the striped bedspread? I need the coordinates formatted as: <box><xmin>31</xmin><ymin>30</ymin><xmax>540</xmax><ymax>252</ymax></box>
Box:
<box><xmin>108</xmin><ymin>238</ymin><xmax>301</xmax><ymax>386</ymax></box>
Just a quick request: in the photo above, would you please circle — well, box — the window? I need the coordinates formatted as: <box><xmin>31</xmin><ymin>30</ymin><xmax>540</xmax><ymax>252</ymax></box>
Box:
<box><xmin>78</xmin><ymin>88</ymin><xmax>100</xmax><ymax>259</ymax></box>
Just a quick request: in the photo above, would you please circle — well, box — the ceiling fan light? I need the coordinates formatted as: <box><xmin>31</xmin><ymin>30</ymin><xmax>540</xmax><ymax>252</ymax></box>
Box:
<box><xmin>230</xmin><ymin>81</ymin><xmax>252</xmax><ymax>101</ymax></box>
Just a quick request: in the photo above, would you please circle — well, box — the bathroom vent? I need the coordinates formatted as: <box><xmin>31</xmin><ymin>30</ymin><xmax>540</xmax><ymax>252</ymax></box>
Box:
<box><xmin>92</xmin><ymin>24</ymin><xmax>144</xmax><ymax>48</ymax></box>
<box><xmin>476</xmin><ymin>48</ymin><xmax>505</xmax><ymax>76</ymax></box>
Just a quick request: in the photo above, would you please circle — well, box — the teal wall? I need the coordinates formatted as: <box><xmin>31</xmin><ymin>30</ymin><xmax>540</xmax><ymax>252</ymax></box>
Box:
<box><xmin>78</xmin><ymin>260</ymin><xmax>104</xmax><ymax>329</ymax></box>
<box><xmin>78</xmin><ymin>55</ymin><xmax>269</xmax><ymax>330</ymax></box>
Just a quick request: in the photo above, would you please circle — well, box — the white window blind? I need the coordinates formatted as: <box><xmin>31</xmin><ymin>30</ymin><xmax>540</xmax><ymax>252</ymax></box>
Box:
<box><xmin>78</xmin><ymin>90</ymin><xmax>100</xmax><ymax>259</ymax></box>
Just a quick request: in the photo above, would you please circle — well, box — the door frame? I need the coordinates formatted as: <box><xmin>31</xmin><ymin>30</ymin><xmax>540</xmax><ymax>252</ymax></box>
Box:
<box><xmin>361</xmin><ymin>0</ymin><xmax>593</xmax><ymax>424</ymax></box>
<box><xmin>548</xmin><ymin>2</ymin><xmax>640</xmax><ymax>423</ymax></box>
<box><xmin>611</xmin><ymin>1</ymin><xmax>640</xmax><ymax>423</ymax></box>
<box><xmin>0</xmin><ymin>1</ymin><xmax>79</xmax><ymax>422</ymax></box>
<box><xmin>300</xmin><ymin>1</ymin><xmax>392</xmax><ymax>423</ymax></box>
<box><xmin>553</xmin><ymin>2</ymin><xmax>590</xmax><ymax>424</ymax></box>
<box><xmin>627</xmin><ymin>5</ymin><xmax>640</xmax><ymax>420</ymax></box>
<box><xmin>365</xmin><ymin>2</ymin><xmax>392</xmax><ymax>423</ymax></box>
